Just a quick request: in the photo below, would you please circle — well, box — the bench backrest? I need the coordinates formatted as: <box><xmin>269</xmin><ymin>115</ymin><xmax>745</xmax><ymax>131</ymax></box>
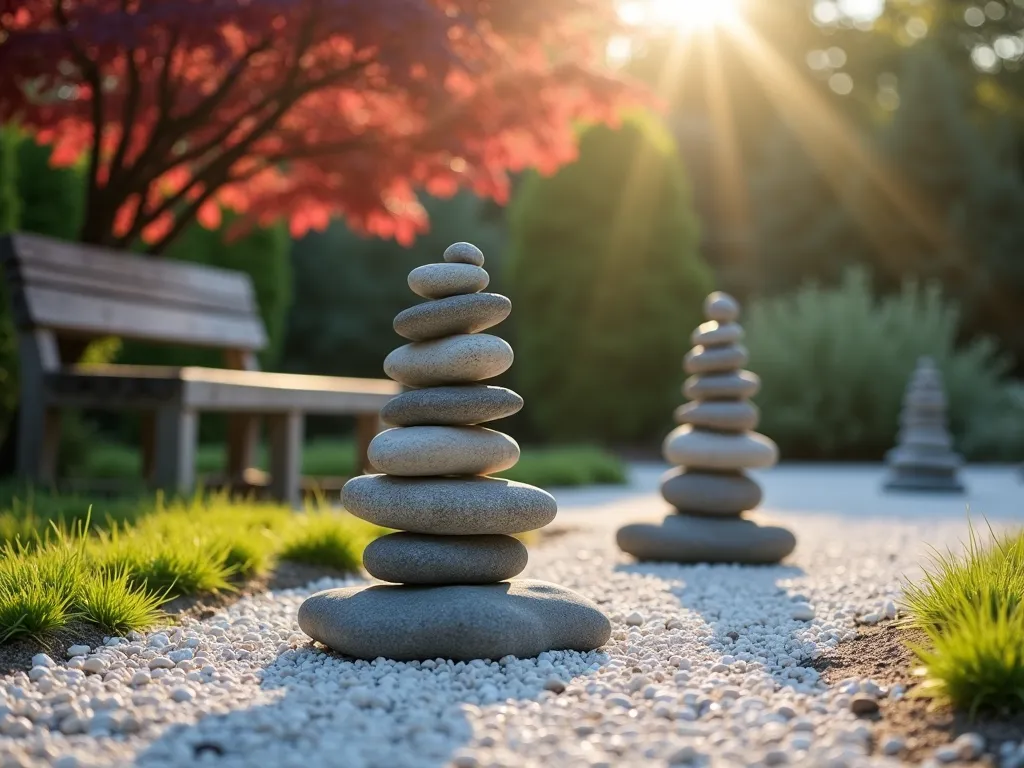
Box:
<box><xmin>0</xmin><ymin>232</ymin><xmax>268</xmax><ymax>353</ymax></box>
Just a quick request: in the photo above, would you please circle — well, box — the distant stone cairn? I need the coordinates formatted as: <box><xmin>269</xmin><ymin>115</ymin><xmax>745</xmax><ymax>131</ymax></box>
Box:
<box><xmin>617</xmin><ymin>292</ymin><xmax>797</xmax><ymax>564</ymax></box>
<box><xmin>884</xmin><ymin>357</ymin><xmax>965</xmax><ymax>493</ymax></box>
<box><xmin>298</xmin><ymin>242</ymin><xmax>611</xmax><ymax>661</ymax></box>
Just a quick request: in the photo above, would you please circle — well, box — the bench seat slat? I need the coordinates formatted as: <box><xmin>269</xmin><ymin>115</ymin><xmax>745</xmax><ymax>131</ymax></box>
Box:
<box><xmin>18</xmin><ymin>286</ymin><xmax>267</xmax><ymax>349</ymax></box>
<box><xmin>5</xmin><ymin>233</ymin><xmax>255</xmax><ymax>307</ymax></box>
<box><xmin>14</xmin><ymin>263</ymin><xmax>257</xmax><ymax>317</ymax></box>
<box><xmin>46</xmin><ymin>366</ymin><xmax>400</xmax><ymax>414</ymax></box>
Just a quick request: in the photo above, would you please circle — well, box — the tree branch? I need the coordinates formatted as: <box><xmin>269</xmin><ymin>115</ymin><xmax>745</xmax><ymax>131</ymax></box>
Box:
<box><xmin>55</xmin><ymin>0</ymin><xmax>107</xmax><ymax>243</ymax></box>
<box><xmin>108</xmin><ymin>21</ymin><xmax>141</xmax><ymax>188</ymax></box>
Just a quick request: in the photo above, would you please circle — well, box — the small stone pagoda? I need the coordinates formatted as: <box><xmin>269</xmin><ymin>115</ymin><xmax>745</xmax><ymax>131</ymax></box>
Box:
<box><xmin>298</xmin><ymin>242</ymin><xmax>611</xmax><ymax>661</ymax></box>
<box><xmin>617</xmin><ymin>292</ymin><xmax>796</xmax><ymax>564</ymax></box>
<box><xmin>884</xmin><ymin>357</ymin><xmax>965</xmax><ymax>493</ymax></box>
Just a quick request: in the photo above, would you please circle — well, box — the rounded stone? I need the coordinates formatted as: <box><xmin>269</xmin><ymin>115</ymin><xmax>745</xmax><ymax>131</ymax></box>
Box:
<box><xmin>343</xmin><ymin>474</ymin><xmax>557</xmax><ymax>535</ymax></box>
<box><xmin>884</xmin><ymin>469</ymin><xmax>965</xmax><ymax>493</ymax></box>
<box><xmin>381</xmin><ymin>385</ymin><xmax>524</xmax><ymax>427</ymax></box>
<box><xmin>384</xmin><ymin>334</ymin><xmax>513</xmax><ymax>387</ymax></box>
<box><xmin>675</xmin><ymin>400</ymin><xmax>760</xmax><ymax>431</ymax></box>
<box><xmin>691</xmin><ymin>321</ymin><xmax>743</xmax><ymax>347</ymax></box>
<box><xmin>298</xmin><ymin>579</ymin><xmax>612</xmax><ymax>661</ymax></box>
<box><xmin>363</xmin><ymin>533</ymin><xmax>527</xmax><ymax>584</ymax></box>
<box><xmin>663</xmin><ymin>425</ymin><xmax>779</xmax><ymax>470</ymax></box>
<box><xmin>393</xmin><ymin>293</ymin><xmax>511</xmax><ymax>341</ymax></box>
<box><xmin>408</xmin><ymin>263</ymin><xmax>489</xmax><ymax>300</ymax></box>
<box><xmin>616</xmin><ymin>515</ymin><xmax>796</xmax><ymax>565</ymax></box>
<box><xmin>684</xmin><ymin>371</ymin><xmax>760</xmax><ymax>401</ymax></box>
<box><xmin>704</xmin><ymin>291</ymin><xmax>740</xmax><ymax>323</ymax></box>
<box><xmin>443</xmin><ymin>242</ymin><xmax>485</xmax><ymax>267</ymax></box>
<box><xmin>660</xmin><ymin>468</ymin><xmax>763</xmax><ymax>515</ymax></box>
<box><xmin>685</xmin><ymin>344</ymin><xmax>749</xmax><ymax>375</ymax></box>
<box><xmin>368</xmin><ymin>426</ymin><xmax>520</xmax><ymax>477</ymax></box>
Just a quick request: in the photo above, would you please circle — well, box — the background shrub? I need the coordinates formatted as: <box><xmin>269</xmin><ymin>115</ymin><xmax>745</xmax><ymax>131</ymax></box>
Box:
<box><xmin>746</xmin><ymin>269</ymin><xmax>1024</xmax><ymax>461</ymax></box>
<box><xmin>506</xmin><ymin>110</ymin><xmax>712</xmax><ymax>444</ymax></box>
<box><xmin>0</xmin><ymin>128</ymin><xmax>21</xmax><ymax>447</ymax></box>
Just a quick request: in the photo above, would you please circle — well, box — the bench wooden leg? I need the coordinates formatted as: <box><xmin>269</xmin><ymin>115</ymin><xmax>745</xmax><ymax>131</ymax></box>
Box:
<box><xmin>355</xmin><ymin>413</ymin><xmax>383</xmax><ymax>475</ymax></box>
<box><xmin>153</xmin><ymin>407</ymin><xmax>198</xmax><ymax>496</ymax></box>
<box><xmin>268</xmin><ymin>411</ymin><xmax>303</xmax><ymax>507</ymax></box>
<box><xmin>226</xmin><ymin>414</ymin><xmax>259</xmax><ymax>484</ymax></box>
<box><xmin>16</xmin><ymin>397</ymin><xmax>60</xmax><ymax>485</ymax></box>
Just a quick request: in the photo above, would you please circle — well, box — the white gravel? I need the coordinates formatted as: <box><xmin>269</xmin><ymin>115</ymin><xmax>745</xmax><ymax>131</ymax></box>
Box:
<box><xmin>0</xmin><ymin>465</ymin><xmax>1021</xmax><ymax>768</ymax></box>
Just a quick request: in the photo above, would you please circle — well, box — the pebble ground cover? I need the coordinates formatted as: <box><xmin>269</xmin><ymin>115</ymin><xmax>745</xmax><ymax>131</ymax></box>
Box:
<box><xmin>0</xmin><ymin>471</ymin><xmax>1019</xmax><ymax>768</ymax></box>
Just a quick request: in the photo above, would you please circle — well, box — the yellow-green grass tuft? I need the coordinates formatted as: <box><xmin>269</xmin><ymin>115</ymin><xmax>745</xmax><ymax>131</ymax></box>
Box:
<box><xmin>0</xmin><ymin>490</ymin><xmax>382</xmax><ymax>643</ymax></box>
<box><xmin>280</xmin><ymin>511</ymin><xmax>382</xmax><ymax>571</ymax></box>
<box><xmin>77</xmin><ymin>566</ymin><xmax>168</xmax><ymax>634</ymax></box>
<box><xmin>905</xmin><ymin>522</ymin><xmax>1024</xmax><ymax>715</ymax></box>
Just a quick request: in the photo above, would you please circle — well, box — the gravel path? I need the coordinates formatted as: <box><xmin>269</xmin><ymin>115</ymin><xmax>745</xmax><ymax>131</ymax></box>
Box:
<box><xmin>0</xmin><ymin>465</ymin><xmax>1021</xmax><ymax>768</ymax></box>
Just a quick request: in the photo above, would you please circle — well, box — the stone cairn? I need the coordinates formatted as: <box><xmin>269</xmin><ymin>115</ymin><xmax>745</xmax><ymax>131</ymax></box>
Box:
<box><xmin>884</xmin><ymin>356</ymin><xmax>965</xmax><ymax>493</ymax></box>
<box><xmin>299</xmin><ymin>242</ymin><xmax>611</xmax><ymax>661</ymax></box>
<box><xmin>617</xmin><ymin>292</ymin><xmax>796</xmax><ymax>564</ymax></box>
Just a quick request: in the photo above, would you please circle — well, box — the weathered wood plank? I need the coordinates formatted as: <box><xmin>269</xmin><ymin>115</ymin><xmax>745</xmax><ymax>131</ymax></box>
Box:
<box><xmin>2</xmin><ymin>233</ymin><xmax>255</xmax><ymax>305</ymax></box>
<box><xmin>13</xmin><ymin>262</ymin><xmax>257</xmax><ymax>317</ymax></box>
<box><xmin>16</xmin><ymin>285</ymin><xmax>267</xmax><ymax>348</ymax></box>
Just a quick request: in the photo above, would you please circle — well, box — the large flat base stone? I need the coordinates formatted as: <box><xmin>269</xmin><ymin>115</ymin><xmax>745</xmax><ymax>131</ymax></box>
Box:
<box><xmin>617</xmin><ymin>514</ymin><xmax>796</xmax><ymax>565</ymax></box>
<box><xmin>298</xmin><ymin>579</ymin><xmax>611</xmax><ymax>661</ymax></box>
<box><xmin>884</xmin><ymin>472</ymin><xmax>965</xmax><ymax>493</ymax></box>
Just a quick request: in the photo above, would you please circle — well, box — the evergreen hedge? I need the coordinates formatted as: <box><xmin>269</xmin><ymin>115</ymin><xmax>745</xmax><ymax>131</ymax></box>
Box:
<box><xmin>506</xmin><ymin>111</ymin><xmax>712</xmax><ymax>444</ymax></box>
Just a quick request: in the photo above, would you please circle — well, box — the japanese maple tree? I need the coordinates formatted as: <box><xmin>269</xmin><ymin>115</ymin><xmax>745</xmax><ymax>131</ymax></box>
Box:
<box><xmin>0</xmin><ymin>0</ymin><xmax>633</xmax><ymax>252</ymax></box>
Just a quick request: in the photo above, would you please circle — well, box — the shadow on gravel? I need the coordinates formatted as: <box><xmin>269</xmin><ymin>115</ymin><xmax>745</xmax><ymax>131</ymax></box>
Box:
<box><xmin>615</xmin><ymin>561</ymin><xmax>819</xmax><ymax>690</ymax></box>
<box><xmin>134</xmin><ymin>644</ymin><xmax>606</xmax><ymax>768</ymax></box>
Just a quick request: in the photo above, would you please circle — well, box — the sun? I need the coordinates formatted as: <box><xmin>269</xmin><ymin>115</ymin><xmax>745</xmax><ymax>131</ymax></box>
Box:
<box><xmin>618</xmin><ymin>0</ymin><xmax>743</xmax><ymax>34</ymax></box>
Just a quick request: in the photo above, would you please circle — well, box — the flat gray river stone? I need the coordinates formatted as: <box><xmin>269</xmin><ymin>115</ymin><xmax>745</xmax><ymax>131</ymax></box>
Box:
<box><xmin>685</xmin><ymin>344</ymin><xmax>749</xmax><ymax>375</ymax></box>
<box><xmin>691</xmin><ymin>321</ymin><xmax>743</xmax><ymax>347</ymax></box>
<box><xmin>664</xmin><ymin>425</ymin><xmax>779</xmax><ymax>470</ymax></box>
<box><xmin>368</xmin><ymin>426</ymin><xmax>520</xmax><ymax>477</ymax></box>
<box><xmin>343</xmin><ymin>475</ymin><xmax>557</xmax><ymax>535</ymax></box>
<box><xmin>394</xmin><ymin>293</ymin><xmax>512</xmax><ymax>341</ymax></box>
<box><xmin>298</xmin><ymin>579</ymin><xmax>612</xmax><ymax>661</ymax></box>
<box><xmin>617</xmin><ymin>514</ymin><xmax>796</xmax><ymax>565</ymax></box>
<box><xmin>705</xmin><ymin>292</ymin><xmax>740</xmax><ymax>323</ymax></box>
<box><xmin>381</xmin><ymin>385</ymin><xmax>524</xmax><ymax>427</ymax></box>
<box><xmin>675</xmin><ymin>400</ymin><xmax>760</xmax><ymax>431</ymax></box>
<box><xmin>661</xmin><ymin>468</ymin><xmax>762</xmax><ymax>515</ymax></box>
<box><xmin>684</xmin><ymin>371</ymin><xmax>760</xmax><ymax>401</ymax></box>
<box><xmin>408</xmin><ymin>263</ymin><xmax>489</xmax><ymax>299</ymax></box>
<box><xmin>444</xmin><ymin>242</ymin><xmax>485</xmax><ymax>266</ymax></box>
<box><xmin>363</xmin><ymin>533</ymin><xmax>528</xmax><ymax>584</ymax></box>
<box><xmin>384</xmin><ymin>334</ymin><xmax>513</xmax><ymax>387</ymax></box>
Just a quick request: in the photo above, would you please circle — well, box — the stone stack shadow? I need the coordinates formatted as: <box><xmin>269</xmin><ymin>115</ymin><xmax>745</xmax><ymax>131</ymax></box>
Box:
<box><xmin>617</xmin><ymin>292</ymin><xmax>796</xmax><ymax>565</ymax></box>
<box><xmin>884</xmin><ymin>356</ymin><xmax>965</xmax><ymax>493</ymax></box>
<box><xmin>298</xmin><ymin>242</ymin><xmax>610</xmax><ymax>661</ymax></box>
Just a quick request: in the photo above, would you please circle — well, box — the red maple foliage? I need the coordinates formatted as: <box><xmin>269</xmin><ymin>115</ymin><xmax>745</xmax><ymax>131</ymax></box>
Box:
<box><xmin>0</xmin><ymin>0</ymin><xmax>636</xmax><ymax>251</ymax></box>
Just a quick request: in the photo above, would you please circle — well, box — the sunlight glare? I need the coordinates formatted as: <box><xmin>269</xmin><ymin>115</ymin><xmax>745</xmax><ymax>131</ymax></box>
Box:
<box><xmin>618</xmin><ymin>0</ymin><xmax>742</xmax><ymax>34</ymax></box>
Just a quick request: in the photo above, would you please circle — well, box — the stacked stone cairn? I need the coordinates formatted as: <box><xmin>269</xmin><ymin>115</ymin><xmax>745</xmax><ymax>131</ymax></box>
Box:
<box><xmin>298</xmin><ymin>242</ymin><xmax>611</xmax><ymax>661</ymax></box>
<box><xmin>617</xmin><ymin>292</ymin><xmax>797</xmax><ymax>565</ymax></box>
<box><xmin>883</xmin><ymin>356</ymin><xmax>965</xmax><ymax>493</ymax></box>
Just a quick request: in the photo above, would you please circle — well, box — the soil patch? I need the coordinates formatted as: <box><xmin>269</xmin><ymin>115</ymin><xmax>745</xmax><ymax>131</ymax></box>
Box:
<box><xmin>814</xmin><ymin>621</ymin><xmax>1024</xmax><ymax>763</ymax></box>
<box><xmin>0</xmin><ymin>620</ymin><xmax>108</xmax><ymax>677</ymax></box>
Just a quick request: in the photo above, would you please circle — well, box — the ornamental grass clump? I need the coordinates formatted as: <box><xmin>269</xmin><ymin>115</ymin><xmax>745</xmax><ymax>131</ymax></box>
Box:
<box><xmin>905</xmin><ymin>523</ymin><xmax>1024</xmax><ymax>715</ymax></box>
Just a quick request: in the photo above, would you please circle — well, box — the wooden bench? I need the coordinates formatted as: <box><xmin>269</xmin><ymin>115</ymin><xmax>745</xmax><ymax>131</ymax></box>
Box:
<box><xmin>0</xmin><ymin>232</ymin><xmax>399</xmax><ymax>505</ymax></box>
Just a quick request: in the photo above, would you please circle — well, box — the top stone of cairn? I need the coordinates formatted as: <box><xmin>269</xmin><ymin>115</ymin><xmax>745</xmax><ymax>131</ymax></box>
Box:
<box><xmin>444</xmin><ymin>241</ymin><xmax>486</xmax><ymax>267</ymax></box>
<box><xmin>704</xmin><ymin>291</ymin><xmax>740</xmax><ymax>323</ymax></box>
